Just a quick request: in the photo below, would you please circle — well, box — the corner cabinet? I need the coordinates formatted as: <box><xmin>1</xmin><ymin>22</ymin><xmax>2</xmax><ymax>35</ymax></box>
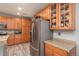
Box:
<box><xmin>50</xmin><ymin>3</ymin><xmax>75</xmax><ymax>30</ymax></box>
<box><xmin>34</xmin><ymin>4</ymin><xmax>51</xmax><ymax>21</ymax></box>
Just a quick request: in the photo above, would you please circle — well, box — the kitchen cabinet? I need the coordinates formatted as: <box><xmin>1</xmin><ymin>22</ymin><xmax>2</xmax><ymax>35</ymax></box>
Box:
<box><xmin>7</xmin><ymin>17</ymin><xmax>15</xmax><ymax>29</ymax></box>
<box><xmin>45</xmin><ymin>43</ymin><xmax>54</xmax><ymax>56</ymax></box>
<box><xmin>50</xmin><ymin>3</ymin><xmax>75</xmax><ymax>30</ymax></box>
<box><xmin>35</xmin><ymin>3</ymin><xmax>75</xmax><ymax>30</ymax></box>
<box><xmin>22</xmin><ymin>30</ymin><xmax>31</xmax><ymax>42</ymax></box>
<box><xmin>50</xmin><ymin>3</ymin><xmax>59</xmax><ymax>30</ymax></box>
<box><xmin>15</xmin><ymin>18</ymin><xmax>22</xmax><ymax>29</ymax></box>
<box><xmin>7</xmin><ymin>34</ymin><xmax>22</xmax><ymax>45</ymax></box>
<box><xmin>0</xmin><ymin>16</ymin><xmax>7</xmax><ymax>24</ymax></box>
<box><xmin>35</xmin><ymin>4</ymin><xmax>51</xmax><ymax>21</ymax></box>
<box><xmin>7</xmin><ymin>34</ymin><xmax>15</xmax><ymax>45</ymax></box>
<box><xmin>59</xmin><ymin>3</ymin><xmax>75</xmax><ymax>30</ymax></box>
<box><xmin>22</xmin><ymin>18</ymin><xmax>31</xmax><ymax>29</ymax></box>
<box><xmin>44</xmin><ymin>43</ymin><xmax>76</xmax><ymax>56</ymax></box>
<box><xmin>7</xmin><ymin>17</ymin><xmax>22</xmax><ymax>30</ymax></box>
<box><xmin>14</xmin><ymin>34</ymin><xmax>22</xmax><ymax>44</ymax></box>
<box><xmin>0</xmin><ymin>16</ymin><xmax>31</xmax><ymax>45</ymax></box>
<box><xmin>22</xmin><ymin>18</ymin><xmax>31</xmax><ymax>42</ymax></box>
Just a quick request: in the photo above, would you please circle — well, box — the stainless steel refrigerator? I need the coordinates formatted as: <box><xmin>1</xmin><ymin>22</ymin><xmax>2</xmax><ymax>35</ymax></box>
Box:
<box><xmin>30</xmin><ymin>17</ymin><xmax>53</xmax><ymax>56</ymax></box>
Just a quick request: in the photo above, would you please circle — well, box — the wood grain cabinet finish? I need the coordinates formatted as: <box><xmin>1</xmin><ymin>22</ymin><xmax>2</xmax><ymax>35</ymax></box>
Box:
<box><xmin>44</xmin><ymin>43</ymin><xmax>76</xmax><ymax>56</ymax></box>
<box><xmin>7</xmin><ymin>34</ymin><xmax>22</xmax><ymax>45</ymax></box>
<box><xmin>0</xmin><ymin>16</ymin><xmax>7</xmax><ymax>24</ymax></box>
<box><xmin>50</xmin><ymin>3</ymin><xmax>59</xmax><ymax>30</ymax></box>
<box><xmin>14</xmin><ymin>34</ymin><xmax>22</xmax><ymax>44</ymax></box>
<box><xmin>7</xmin><ymin>34</ymin><xmax>15</xmax><ymax>45</ymax></box>
<box><xmin>35</xmin><ymin>4</ymin><xmax>51</xmax><ymax>21</ymax></box>
<box><xmin>0</xmin><ymin>16</ymin><xmax>31</xmax><ymax>45</ymax></box>
<box><xmin>7</xmin><ymin>17</ymin><xmax>22</xmax><ymax>29</ymax></box>
<box><xmin>7</xmin><ymin>17</ymin><xmax>16</xmax><ymax>29</ymax></box>
<box><xmin>14</xmin><ymin>18</ymin><xmax>22</xmax><ymax>29</ymax></box>
<box><xmin>50</xmin><ymin>3</ymin><xmax>75</xmax><ymax>30</ymax></box>
<box><xmin>35</xmin><ymin>3</ymin><xmax>75</xmax><ymax>30</ymax></box>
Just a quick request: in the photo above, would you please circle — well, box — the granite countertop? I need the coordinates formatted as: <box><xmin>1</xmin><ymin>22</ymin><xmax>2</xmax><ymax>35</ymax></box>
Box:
<box><xmin>44</xmin><ymin>38</ymin><xmax>76</xmax><ymax>52</ymax></box>
<box><xmin>0</xmin><ymin>35</ymin><xmax>9</xmax><ymax>46</ymax></box>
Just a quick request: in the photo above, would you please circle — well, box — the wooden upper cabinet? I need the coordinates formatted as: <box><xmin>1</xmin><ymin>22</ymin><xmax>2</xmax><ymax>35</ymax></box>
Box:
<box><xmin>7</xmin><ymin>17</ymin><xmax>22</xmax><ymax>30</ymax></box>
<box><xmin>0</xmin><ymin>16</ymin><xmax>7</xmax><ymax>24</ymax></box>
<box><xmin>7</xmin><ymin>17</ymin><xmax>15</xmax><ymax>29</ymax></box>
<box><xmin>50</xmin><ymin>3</ymin><xmax>75</xmax><ymax>30</ymax></box>
<box><xmin>59</xmin><ymin>3</ymin><xmax>75</xmax><ymax>30</ymax></box>
<box><xmin>35</xmin><ymin>4</ymin><xmax>51</xmax><ymax>21</ymax></box>
<box><xmin>50</xmin><ymin>3</ymin><xmax>59</xmax><ymax>30</ymax></box>
<box><xmin>22</xmin><ymin>18</ymin><xmax>31</xmax><ymax>30</ymax></box>
<box><xmin>35</xmin><ymin>3</ymin><xmax>75</xmax><ymax>30</ymax></box>
<box><xmin>15</xmin><ymin>18</ymin><xmax>22</xmax><ymax>29</ymax></box>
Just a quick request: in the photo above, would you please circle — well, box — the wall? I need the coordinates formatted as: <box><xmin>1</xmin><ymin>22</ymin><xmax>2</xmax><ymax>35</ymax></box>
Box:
<box><xmin>53</xmin><ymin>4</ymin><xmax>79</xmax><ymax>56</ymax></box>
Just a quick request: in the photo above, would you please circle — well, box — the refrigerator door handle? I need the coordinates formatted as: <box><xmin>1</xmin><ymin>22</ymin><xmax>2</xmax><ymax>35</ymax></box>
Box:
<box><xmin>31</xmin><ymin>22</ymin><xmax>34</xmax><ymax>43</ymax></box>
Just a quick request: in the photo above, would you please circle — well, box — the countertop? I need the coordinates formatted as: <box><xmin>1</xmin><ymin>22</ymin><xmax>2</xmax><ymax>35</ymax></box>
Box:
<box><xmin>44</xmin><ymin>38</ymin><xmax>76</xmax><ymax>52</ymax></box>
<box><xmin>0</xmin><ymin>35</ymin><xmax>9</xmax><ymax>46</ymax></box>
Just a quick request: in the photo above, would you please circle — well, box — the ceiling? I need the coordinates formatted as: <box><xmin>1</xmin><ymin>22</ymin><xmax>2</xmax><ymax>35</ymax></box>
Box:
<box><xmin>0</xmin><ymin>3</ymin><xmax>49</xmax><ymax>17</ymax></box>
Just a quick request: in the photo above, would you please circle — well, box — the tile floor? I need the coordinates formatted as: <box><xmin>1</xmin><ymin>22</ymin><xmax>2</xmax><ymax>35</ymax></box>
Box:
<box><xmin>5</xmin><ymin>43</ymin><xmax>30</xmax><ymax>56</ymax></box>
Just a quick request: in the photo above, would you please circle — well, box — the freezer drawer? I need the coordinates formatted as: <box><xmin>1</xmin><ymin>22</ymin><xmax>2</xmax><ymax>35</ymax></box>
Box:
<box><xmin>30</xmin><ymin>45</ymin><xmax>39</xmax><ymax>56</ymax></box>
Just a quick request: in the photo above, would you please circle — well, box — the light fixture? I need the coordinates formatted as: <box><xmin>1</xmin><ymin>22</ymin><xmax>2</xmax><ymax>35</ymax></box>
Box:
<box><xmin>18</xmin><ymin>7</ymin><xmax>22</xmax><ymax>11</ymax></box>
<box><xmin>17</xmin><ymin>12</ymin><xmax>20</xmax><ymax>15</ymax></box>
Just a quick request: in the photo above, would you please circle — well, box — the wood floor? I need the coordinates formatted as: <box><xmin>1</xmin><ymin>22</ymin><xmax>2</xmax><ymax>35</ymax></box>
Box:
<box><xmin>5</xmin><ymin>43</ymin><xmax>30</xmax><ymax>56</ymax></box>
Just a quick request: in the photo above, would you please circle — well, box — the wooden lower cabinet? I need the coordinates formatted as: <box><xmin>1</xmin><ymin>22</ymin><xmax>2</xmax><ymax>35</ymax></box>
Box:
<box><xmin>45</xmin><ymin>43</ymin><xmax>54</xmax><ymax>56</ymax></box>
<box><xmin>44</xmin><ymin>43</ymin><xmax>76</xmax><ymax>56</ymax></box>
<box><xmin>7</xmin><ymin>34</ymin><xmax>15</xmax><ymax>45</ymax></box>
<box><xmin>7</xmin><ymin>33</ymin><xmax>30</xmax><ymax>45</ymax></box>
<box><xmin>22</xmin><ymin>33</ymin><xmax>30</xmax><ymax>43</ymax></box>
<box><xmin>14</xmin><ymin>34</ymin><xmax>22</xmax><ymax>44</ymax></box>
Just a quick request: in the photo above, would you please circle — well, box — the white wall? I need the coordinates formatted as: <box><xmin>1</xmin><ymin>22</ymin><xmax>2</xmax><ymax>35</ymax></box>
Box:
<box><xmin>53</xmin><ymin>4</ymin><xmax>79</xmax><ymax>56</ymax></box>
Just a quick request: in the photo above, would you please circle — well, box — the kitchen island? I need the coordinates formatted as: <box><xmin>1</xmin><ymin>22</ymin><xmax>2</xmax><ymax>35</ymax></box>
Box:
<box><xmin>0</xmin><ymin>35</ymin><xmax>9</xmax><ymax>56</ymax></box>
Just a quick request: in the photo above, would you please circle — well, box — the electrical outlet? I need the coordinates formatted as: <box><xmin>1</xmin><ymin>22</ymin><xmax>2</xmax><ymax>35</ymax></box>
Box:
<box><xmin>58</xmin><ymin>31</ymin><xmax>61</xmax><ymax>36</ymax></box>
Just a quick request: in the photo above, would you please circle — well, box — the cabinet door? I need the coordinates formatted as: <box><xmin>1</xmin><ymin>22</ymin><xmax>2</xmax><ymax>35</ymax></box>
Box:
<box><xmin>15</xmin><ymin>18</ymin><xmax>22</xmax><ymax>29</ymax></box>
<box><xmin>22</xmin><ymin>18</ymin><xmax>31</xmax><ymax>43</ymax></box>
<box><xmin>44</xmin><ymin>43</ymin><xmax>68</xmax><ymax>56</ymax></box>
<box><xmin>15</xmin><ymin>34</ymin><xmax>22</xmax><ymax>44</ymax></box>
<box><xmin>59</xmin><ymin>3</ymin><xmax>75</xmax><ymax>30</ymax></box>
<box><xmin>22</xmin><ymin>30</ymin><xmax>30</xmax><ymax>42</ymax></box>
<box><xmin>0</xmin><ymin>16</ymin><xmax>7</xmax><ymax>24</ymax></box>
<box><xmin>44</xmin><ymin>6</ymin><xmax>51</xmax><ymax>20</ymax></box>
<box><xmin>50</xmin><ymin>3</ymin><xmax>59</xmax><ymax>30</ymax></box>
<box><xmin>22</xmin><ymin>33</ymin><xmax>27</xmax><ymax>43</ymax></box>
<box><xmin>7</xmin><ymin>17</ymin><xmax>15</xmax><ymax>29</ymax></box>
<box><xmin>7</xmin><ymin>34</ymin><xmax>15</xmax><ymax>45</ymax></box>
<box><xmin>53</xmin><ymin>46</ymin><xmax>68</xmax><ymax>56</ymax></box>
<box><xmin>34</xmin><ymin>4</ymin><xmax>51</xmax><ymax>21</ymax></box>
<box><xmin>44</xmin><ymin>43</ymin><xmax>53</xmax><ymax>56</ymax></box>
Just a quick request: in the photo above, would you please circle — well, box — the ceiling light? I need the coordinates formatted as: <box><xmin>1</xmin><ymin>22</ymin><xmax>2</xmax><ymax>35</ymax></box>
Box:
<box><xmin>17</xmin><ymin>12</ymin><xmax>20</xmax><ymax>15</ymax></box>
<box><xmin>18</xmin><ymin>7</ymin><xmax>22</xmax><ymax>11</ymax></box>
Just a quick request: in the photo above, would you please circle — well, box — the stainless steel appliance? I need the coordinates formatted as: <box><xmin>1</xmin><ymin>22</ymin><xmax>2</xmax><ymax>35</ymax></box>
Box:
<box><xmin>0</xmin><ymin>23</ymin><xmax>7</xmax><ymax>29</ymax></box>
<box><xmin>30</xmin><ymin>17</ymin><xmax>53</xmax><ymax>56</ymax></box>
